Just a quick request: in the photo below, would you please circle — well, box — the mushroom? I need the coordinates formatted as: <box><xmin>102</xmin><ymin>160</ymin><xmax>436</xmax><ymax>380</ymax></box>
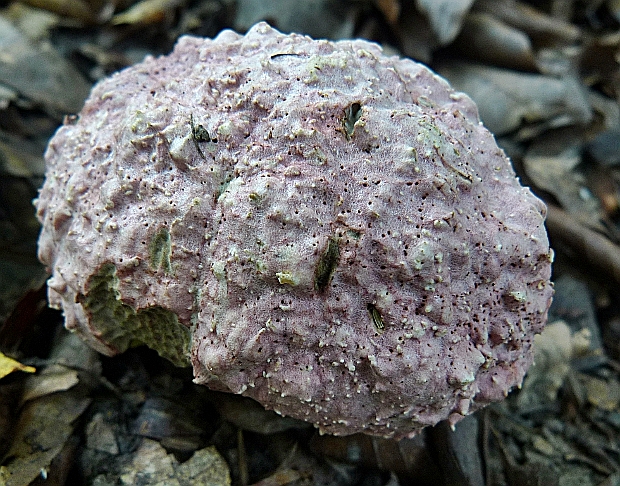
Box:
<box><xmin>36</xmin><ymin>23</ymin><xmax>553</xmax><ymax>439</ymax></box>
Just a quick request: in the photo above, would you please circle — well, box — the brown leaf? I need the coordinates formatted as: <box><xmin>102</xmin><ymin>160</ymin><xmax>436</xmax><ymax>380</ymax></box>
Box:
<box><xmin>18</xmin><ymin>0</ymin><xmax>103</xmax><ymax>23</ymax></box>
<box><xmin>234</xmin><ymin>0</ymin><xmax>357</xmax><ymax>39</ymax></box>
<box><xmin>309</xmin><ymin>432</ymin><xmax>441</xmax><ymax>484</ymax></box>
<box><xmin>109</xmin><ymin>439</ymin><xmax>230</xmax><ymax>485</ymax></box>
<box><xmin>415</xmin><ymin>0</ymin><xmax>475</xmax><ymax>45</ymax></box>
<box><xmin>439</xmin><ymin>62</ymin><xmax>592</xmax><ymax>135</ymax></box>
<box><xmin>0</xmin><ymin>15</ymin><xmax>91</xmax><ymax>116</ymax></box>
<box><xmin>112</xmin><ymin>0</ymin><xmax>184</xmax><ymax>25</ymax></box>
<box><xmin>475</xmin><ymin>0</ymin><xmax>581</xmax><ymax>45</ymax></box>
<box><xmin>517</xmin><ymin>321</ymin><xmax>573</xmax><ymax>408</ymax></box>
<box><xmin>0</xmin><ymin>391</ymin><xmax>90</xmax><ymax>486</ymax></box>
<box><xmin>374</xmin><ymin>0</ymin><xmax>400</xmax><ymax>24</ymax></box>
<box><xmin>522</xmin><ymin>130</ymin><xmax>603</xmax><ymax>228</ymax></box>
<box><xmin>457</xmin><ymin>12</ymin><xmax>536</xmax><ymax>70</ymax></box>
<box><xmin>209</xmin><ymin>391</ymin><xmax>308</xmax><ymax>435</ymax></box>
<box><xmin>20</xmin><ymin>365</ymin><xmax>79</xmax><ymax>403</ymax></box>
<box><xmin>546</xmin><ymin>204</ymin><xmax>620</xmax><ymax>286</ymax></box>
<box><xmin>582</xmin><ymin>375</ymin><xmax>620</xmax><ymax>411</ymax></box>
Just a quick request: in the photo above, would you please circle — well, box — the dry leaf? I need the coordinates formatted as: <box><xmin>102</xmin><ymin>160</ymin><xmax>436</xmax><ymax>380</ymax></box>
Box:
<box><xmin>428</xmin><ymin>416</ymin><xmax>485</xmax><ymax>485</ymax></box>
<box><xmin>517</xmin><ymin>320</ymin><xmax>573</xmax><ymax>408</ymax></box>
<box><xmin>249</xmin><ymin>468</ymin><xmax>303</xmax><ymax>486</ymax></box>
<box><xmin>111</xmin><ymin>439</ymin><xmax>230</xmax><ymax>485</ymax></box>
<box><xmin>4</xmin><ymin>3</ymin><xmax>60</xmax><ymax>41</ymax></box>
<box><xmin>587</xmin><ymin>92</ymin><xmax>620</xmax><ymax>167</ymax></box>
<box><xmin>0</xmin><ymin>176</ymin><xmax>48</xmax><ymax>332</ymax></box>
<box><xmin>112</xmin><ymin>0</ymin><xmax>184</xmax><ymax>26</ymax></box>
<box><xmin>18</xmin><ymin>0</ymin><xmax>100</xmax><ymax>23</ymax></box>
<box><xmin>439</xmin><ymin>62</ymin><xmax>592</xmax><ymax>135</ymax></box>
<box><xmin>20</xmin><ymin>364</ymin><xmax>79</xmax><ymax>403</ymax></box>
<box><xmin>582</xmin><ymin>375</ymin><xmax>620</xmax><ymax>411</ymax></box>
<box><xmin>475</xmin><ymin>0</ymin><xmax>581</xmax><ymax>44</ymax></box>
<box><xmin>0</xmin><ymin>352</ymin><xmax>35</xmax><ymax>379</ymax></box>
<box><xmin>85</xmin><ymin>412</ymin><xmax>120</xmax><ymax>455</ymax></box>
<box><xmin>0</xmin><ymin>391</ymin><xmax>90</xmax><ymax>486</ymax></box>
<box><xmin>0</xmin><ymin>134</ymin><xmax>46</xmax><ymax>177</ymax></box>
<box><xmin>209</xmin><ymin>391</ymin><xmax>307</xmax><ymax>435</ymax></box>
<box><xmin>374</xmin><ymin>0</ymin><xmax>400</xmax><ymax>24</ymax></box>
<box><xmin>415</xmin><ymin>0</ymin><xmax>475</xmax><ymax>45</ymax></box>
<box><xmin>309</xmin><ymin>432</ymin><xmax>440</xmax><ymax>484</ymax></box>
<box><xmin>522</xmin><ymin>131</ymin><xmax>603</xmax><ymax>226</ymax></box>
<box><xmin>0</xmin><ymin>15</ymin><xmax>91</xmax><ymax>116</ymax></box>
<box><xmin>178</xmin><ymin>445</ymin><xmax>231</xmax><ymax>485</ymax></box>
<box><xmin>457</xmin><ymin>12</ymin><xmax>536</xmax><ymax>70</ymax></box>
<box><xmin>546</xmin><ymin>205</ymin><xmax>620</xmax><ymax>286</ymax></box>
<box><xmin>130</xmin><ymin>395</ymin><xmax>209</xmax><ymax>452</ymax></box>
<box><xmin>396</xmin><ymin>2</ymin><xmax>438</xmax><ymax>63</ymax></box>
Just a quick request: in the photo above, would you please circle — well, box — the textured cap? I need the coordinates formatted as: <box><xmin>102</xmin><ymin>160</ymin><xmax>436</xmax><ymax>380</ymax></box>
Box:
<box><xmin>36</xmin><ymin>23</ymin><xmax>553</xmax><ymax>438</ymax></box>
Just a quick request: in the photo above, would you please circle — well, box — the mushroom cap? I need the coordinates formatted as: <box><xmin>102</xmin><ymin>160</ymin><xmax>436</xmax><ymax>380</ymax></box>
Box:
<box><xmin>36</xmin><ymin>23</ymin><xmax>553</xmax><ymax>438</ymax></box>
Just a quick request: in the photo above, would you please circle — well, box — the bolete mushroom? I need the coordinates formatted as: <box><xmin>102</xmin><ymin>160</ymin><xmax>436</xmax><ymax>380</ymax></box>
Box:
<box><xmin>36</xmin><ymin>23</ymin><xmax>553</xmax><ymax>439</ymax></box>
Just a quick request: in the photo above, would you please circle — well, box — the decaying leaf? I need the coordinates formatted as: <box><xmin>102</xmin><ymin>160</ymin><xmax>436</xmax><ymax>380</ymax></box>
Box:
<box><xmin>549</xmin><ymin>274</ymin><xmax>604</xmax><ymax>354</ymax></box>
<box><xmin>131</xmin><ymin>396</ymin><xmax>209</xmax><ymax>452</ymax></box>
<box><xmin>439</xmin><ymin>62</ymin><xmax>592</xmax><ymax>135</ymax></box>
<box><xmin>0</xmin><ymin>85</ymin><xmax>17</xmax><ymax>111</ymax></box>
<box><xmin>17</xmin><ymin>0</ymin><xmax>108</xmax><ymax>23</ymax></box>
<box><xmin>0</xmin><ymin>15</ymin><xmax>91</xmax><ymax>117</ymax></box>
<box><xmin>456</xmin><ymin>12</ymin><xmax>536</xmax><ymax>70</ymax></box>
<box><xmin>428</xmin><ymin>416</ymin><xmax>485</xmax><ymax>486</ymax></box>
<box><xmin>101</xmin><ymin>439</ymin><xmax>230</xmax><ymax>486</ymax></box>
<box><xmin>0</xmin><ymin>352</ymin><xmax>35</xmax><ymax>379</ymax></box>
<box><xmin>208</xmin><ymin>391</ymin><xmax>308</xmax><ymax>435</ymax></box>
<box><xmin>517</xmin><ymin>320</ymin><xmax>574</xmax><ymax>407</ymax></box>
<box><xmin>112</xmin><ymin>0</ymin><xmax>184</xmax><ymax>26</ymax></box>
<box><xmin>20</xmin><ymin>364</ymin><xmax>79</xmax><ymax>403</ymax></box>
<box><xmin>85</xmin><ymin>412</ymin><xmax>120</xmax><ymax>455</ymax></box>
<box><xmin>582</xmin><ymin>374</ymin><xmax>620</xmax><ymax>411</ymax></box>
<box><xmin>0</xmin><ymin>134</ymin><xmax>46</xmax><ymax>178</ymax></box>
<box><xmin>373</xmin><ymin>0</ymin><xmax>400</xmax><ymax>24</ymax></box>
<box><xmin>310</xmin><ymin>431</ymin><xmax>441</xmax><ymax>484</ymax></box>
<box><xmin>546</xmin><ymin>204</ymin><xmax>620</xmax><ymax>286</ymax></box>
<box><xmin>415</xmin><ymin>0</ymin><xmax>475</xmax><ymax>45</ymax></box>
<box><xmin>0</xmin><ymin>175</ymin><xmax>48</xmax><ymax>330</ymax></box>
<box><xmin>522</xmin><ymin>130</ymin><xmax>602</xmax><ymax>227</ymax></box>
<box><xmin>4</xmin><ymin>3</ymin><xmax>60</xmax><ymax>41</ymax></box>
<box><xmin>475</xmin><ymin>0</ymin><xmax>581</xmax><ymax>44</ymax></box>
<box><xmin>0</xmin><ymin>391</ymin><xmax>91</xmax><ymax>486</ymax></box>
<box><xmin>396</xmin><ymin>1</ymin><xmax>439</xmax><ymax>62</ymax></box>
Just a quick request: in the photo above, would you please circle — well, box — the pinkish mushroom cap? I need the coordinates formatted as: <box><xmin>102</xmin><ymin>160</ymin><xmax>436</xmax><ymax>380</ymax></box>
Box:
<box><xmin>36</xmin><ymin>22</ymin><xmax>553</xmax><ymax>439</ymax></box>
